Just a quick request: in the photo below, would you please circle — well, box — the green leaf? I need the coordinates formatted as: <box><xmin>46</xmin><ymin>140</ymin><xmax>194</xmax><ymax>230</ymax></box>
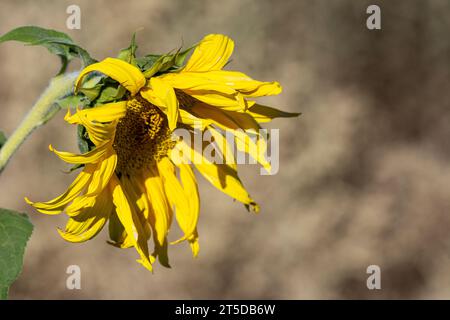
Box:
<box><xmin>0</xmin><ymin>26</ymin><xmax>95</xmax><ymax>74</ymax></box>
<box><xmin>0</xmin><ymin>208</ymin><xmax>33</xmax><ymax>299</ymax></box>
<box><xmin>0</xmin><ymin>131</ymin><xmax>6</xmax><ymax>149</ymax></box>
<box><xmin>117</xmin><ymin>33</ymin><xmax>138</xmax><ymax>66</ymax></box>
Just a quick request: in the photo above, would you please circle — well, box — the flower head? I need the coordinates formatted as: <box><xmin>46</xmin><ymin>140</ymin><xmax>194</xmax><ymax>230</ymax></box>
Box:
<box><xmin>26</xmin><ymin>34</ymin><xmax>298</xmax><ymax>271</ymax></box>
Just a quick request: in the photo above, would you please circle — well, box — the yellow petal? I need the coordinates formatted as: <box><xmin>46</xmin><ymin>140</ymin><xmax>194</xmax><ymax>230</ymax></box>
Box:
<box><xmin>157</xmin><ymin>157</ymin><xmax>198</xmax><ymax>243</ymax></box>
<box><xmin>141</xmin><ymin>78</ymin><xmax>179</xmax><ymax>131</ymax></box>
<box><xmin>108</xmin><ymin>211</ymin><xmax>134</xmax><ymax>248</ymax></box>
<box><xmin>65</xmin><ymin>109</ymin><xmax>117</xmax><ymax>146</ymax></box>
<box><xmin>75</xmin><ymin>101</ymin><xmax>127</xmax><ymax>123</ymax></box>
<box><xmin>178</xmin><ymin>109</ymin><xmax>211</xmax><ymax>129</ymax></box>
<box><xmin>25</xmin><ymin>165</ymin><xmax>94</xmax><ymax>215</ymax></box>
<box><xmin>189</xmin><ymin>103</ymin><xmax>270</xmax><ymax>171</ymax></box>
<box><xmin>158</xmin><ymin>72</ymin><xmax>245</xmax><ymax>111</ymax></box>
<box><xmin>58</xmin><ymin>190</ymin><xmax>112</xmax><ymax>243</ymax></box>
<box><xmin>75</xmin><ymin>58</ymin><xmax>145</xmax><ymax>96</ymax></box>
<box><xmin>188</xmin><ymin>229</ymin><xmax>200</xmax><ymax>258</ymax></box>
<box><xmin>142</xmin><ymin>167</ymin><xmax>171</xmax><ymax>247</ymax></box>
<box><xmin>121</xmin><ymin>175</ymin><xmax>151</xmax><ymax>240</ymax></box>
<box><xmin>199</xmin><ymin>70</ymin><xmax>282</xmax><ymax>97</ymax></box>
<box><xmin>184</xmin><ymin>34</ymin><xmax>234</xmax><ymax>72</ymax></box>
<box><xmin>49</xmin><ymin>141</ymin><xmax>111</xmax><ymax>164</ymax></box>
<box><xmin>207</xmin><ymin>126</ymin><xmax>237</xmax><ymax>169</ymax></box>
<box><xmin>176</xmin><ymin>141</ymin><xmax>258</xmax><ymax>211</ymax></box>
<box><xmin>178</xmin><ymin>162</ymin><xmax>200</xmax><ymax>243</ymax></box>
<box><xmin>65</xmin><ymin>152</ymin><xmax>117</xmax><ymax>216</ymax></box>
<box><xmin>110</xmin><ymin>175</ymin><xmax>153</xmax><ymax>271</ymax></box>
<box><xmin>187</xmin><ymin>90</ymin><xmax>245</xmax><ymax>111</ymax></box>
<box><xmin>190</xmin><ymin>102</ymin><xmax>260</xmax><ymax>131</ymax></box>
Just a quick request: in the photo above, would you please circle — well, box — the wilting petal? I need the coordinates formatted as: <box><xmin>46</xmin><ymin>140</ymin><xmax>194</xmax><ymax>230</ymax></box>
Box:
<box><xmin>189</xmin><ymin>103</ymin><xmax>270</xmax><ymax>171</ymax></box>
<box><xmin>108</xmin><ymin>211</ymin><xmax>134</xmax><ymax>248</ymax></box>
<box><xmin>75</xmin><ymin>58</ymin><xmax>145</xmax><ymax>95</ymax></box>
<box><xmin>75</xmin><ymin>101</ymin><xmax>127</xmax><ymax>123</ymax></box>
<box><xmin>207</xmin><ymin>126</ymin><xmax>237</xmax><ymax>169</ymax></box>
<box><xmin>49</xmin><ymin>141</ymin><xmax>111</xmax><ymax>164</ymax></box>
<box><xmin>121</xmin><ymin>175</ymin><xmax>151</xmax><ymax>240</ymax></box>
<box><xmin>65</xmin><ymin>109</ymin><xmax>117</xmax><ymax>146</ymax></box>
<box><xmin>25</xmin><ymin>165</ymin><xmax>95</xmax><ymax>215</ymax></box>
<box><xmin>176</xmin><ymin>141</ymin><xmax>258</xmax><ymax>211</ymax></box>
<box><xmin>157</xmin><ymin>157</ymin><xmax>198</xmax><ymax>243</ymax></box>
<box><xmin>110</xmin><ymin>175</ymin><xmax>154</xmax><ymax>271</ymax></box>
<box><xmin>188</xmin><ymin>229</ymin><xmax>200</xmax><ymax>258</ymax></box>
<box><xmin>178</xmin><ymin>162</ymin><xmax>200</xmax><ymax>253</ymax></box>
<box><xmin>199</xmin><ymin>70</ymin><xmax>282</xmax><ymax>97</ymax></box>
<box><xmin>190</xmin><ymin>102</ymin><xmax>260</xmax><ymax>131</ymax></box>
<box><xmin>178</xmin><ymin>109</ymin><xmax>211</xmax><ymax>129</ymax></box>
<box><xmin>158</xmin><ymin>73</ymin><xmax>245</xmax><ymax>111</ymax></box>
<box><xmin>141</xmin><ymin>78</ymin><xmax>179</xmax><ymax>131</ymax></box>
<box><xmin>143</xmin><ymin>167</ymin><xmax>171</xmax><ymax>248</ymax></box>
<box><xmin>184</xmin><ymin>34</ymin><xmax>234</xmax><ymax>72</ymax></box>
<box><xmin>65</xmin><ymin>152</ymin><xmax>117</xmax><ymax>216</ymax></box>
<box><xmin>58</xmin><ymin>190</ymin><xmax>112</xmax><ymax>243</ymax></box>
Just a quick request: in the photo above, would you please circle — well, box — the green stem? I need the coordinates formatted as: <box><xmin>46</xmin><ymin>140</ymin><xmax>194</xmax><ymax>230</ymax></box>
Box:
<box><xmin>0</xmin><ymin>72</ymin><xmax>79</xmax><ymax>174</ymax></box>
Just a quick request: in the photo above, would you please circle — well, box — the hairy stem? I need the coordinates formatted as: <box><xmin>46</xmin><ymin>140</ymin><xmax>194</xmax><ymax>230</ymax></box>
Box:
<box><xmin>0</xmin><ymin>72</ymin><xmax>79</xmax><ymax>174</ymax></box>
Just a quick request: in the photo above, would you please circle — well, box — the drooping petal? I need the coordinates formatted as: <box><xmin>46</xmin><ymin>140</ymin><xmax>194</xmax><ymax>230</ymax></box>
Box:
<box><xmin>207</xmin><ymin>126</ymin><xmax>237</xmax><ymax>169</ymax></box>
<box><xmin>188</xmin><ymin>229</ymin><xmax>200</xmax><ymax>258</ymax></box>
<box><xmin>175</xmin><ymin>141</ymin><xmax>259</xmax><ymax>212</ymax></box>
<box><xmin>158</xmin><ymin>73</ymin><xmax>245</xmax><ymax>111</ymax></box>
<box><xmin>108</xmin><ymin>211</ymin><xmax>134</xmax><ymax>248</ymax></box>
<box><xmin>142</xmin><ymin>167</ymin><xmax>171</xmax><ymax>248</ymax></box>
<box><xmin>184</xmin><ymin>34</ymin><xmax>234</xmax><ymax>72</ymax></box>
<box><xmin>110</xmin><ymin>174</ymin><xmax>154</xmax><ymax>271</ymax></box>
<box><xmin>178</xmin><ymin>109</ymin><xmax>211</xmax><ymax>129</ymax></box>
<box><xmin>141</xmin><ymin>78</ymin><xmax>179</xmax><ymax>131</ymax></box>
<box><xmin>187</xmin><ymin>90</ymin><xmax>245</xmax><ymax>111</ymax></box>
<box><xmin>157</xmin><ymin>157</ymin><xmax>198</xmax><ymax>243</ymax></box>
<box><xmin>190</xmin><ymin>102</ymin><xmax>260</xmax><ymax>132</ymax></box>
<box><xmin>74</xmin><ymin>101</ymin><xmax>127</xmax><ymax>123</ymax></box>
<box><xmin>65</xmin><ymin>152</ymin><xmax>118</xmax><ymax>216</ymax></box>
<box><xmin>75</xmin><ymin>58</ymin><xmax>145</xmax><ymax>96</ymax></box>
<box><xmin>24</xmin><ymin>165</ymin><xmax>95</xmax><ymax>215</ymax></box>
<box><xmin>198</xmin><ymin>70</ymin><xmax>282</xmax><ymax>97</ymax></box>
<box><xmin>121</xmin><ymin>175</ymin><xmax>151</xmax><ymax>240</ymax></box>
<box><xmin>58</xmin><ymin>190</ymin><xmax>112</xmax><ymax>243</ymax></box>
<box><xmin>178</xmin><ymin>162</ymin><xmax>200</xmax><ymax>251</ymax></box>
<box><xmin>65</xmin><ymin>109</ymin><xmax>117</xmax><ymax>146</ymax></box>
<box><xmin>49</xmin><ymin>141</ymin><xmax>111</xmax><ymax>164</ymax></box>
<box><xmin>188</xmin><ymin>103</ymin><xmax>270</xmax><ymax>172</ymax></box>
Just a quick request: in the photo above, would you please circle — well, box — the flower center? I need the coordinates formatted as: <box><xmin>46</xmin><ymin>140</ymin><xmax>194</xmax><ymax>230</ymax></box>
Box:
<box><xmin>113</xmin><ymin>96</ymin><xmax>174</xmax><ymax>176</ymax></box>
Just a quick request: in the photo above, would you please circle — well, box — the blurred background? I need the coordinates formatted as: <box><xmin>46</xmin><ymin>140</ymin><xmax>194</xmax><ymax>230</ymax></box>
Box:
<box><xmin>1</xmin><ymin>0</ymin><xmax>449</xmax><ymax>299</ymax></box>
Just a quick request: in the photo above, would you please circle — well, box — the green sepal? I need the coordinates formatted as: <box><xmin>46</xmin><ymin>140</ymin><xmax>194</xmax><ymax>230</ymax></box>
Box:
<box><xmin>141</xmin><ymin>44</ymin><xmax>197</xmax><ymax>78</ymax></box>
<box><xmin>96</xmin><ymin>85</ymin><xmax>126</xmax><ymax>104</ymax></box>
<box><xmin>55</xmin><ymin>94</ymin><xmax>90</xmax><ymax>110</ymax></box>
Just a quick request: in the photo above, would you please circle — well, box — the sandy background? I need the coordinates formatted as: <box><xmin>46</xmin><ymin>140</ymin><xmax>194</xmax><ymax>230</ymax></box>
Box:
<box><xmin>1</xmin><ymin>0</ymin><xmax>450</xmax><ymax>299</ymax></box>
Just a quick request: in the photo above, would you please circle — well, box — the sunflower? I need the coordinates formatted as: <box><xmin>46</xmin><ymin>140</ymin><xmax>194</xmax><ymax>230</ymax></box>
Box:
<box><xmin>25</xmin><ymin>34</ymin><xmax>298</xmax><ymax>271</ymax></box>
